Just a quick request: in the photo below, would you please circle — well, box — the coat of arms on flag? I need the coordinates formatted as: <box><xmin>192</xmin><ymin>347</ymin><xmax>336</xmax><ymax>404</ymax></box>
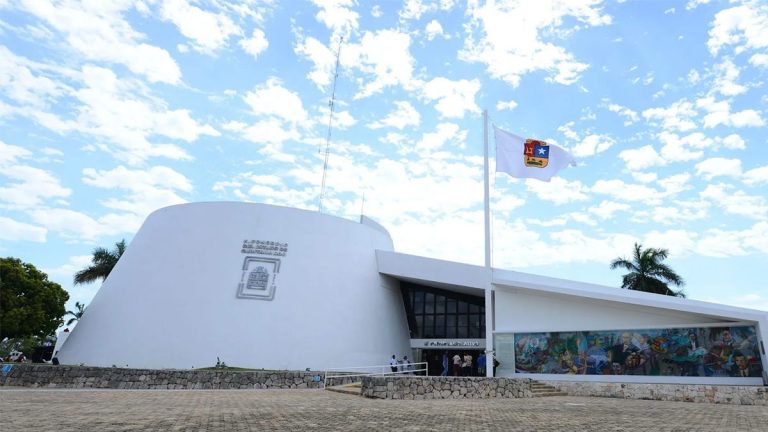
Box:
<box><xmin>524</xmin><ymin>139</ymin><xmax>549</xmax><ymax>168</ymax></box>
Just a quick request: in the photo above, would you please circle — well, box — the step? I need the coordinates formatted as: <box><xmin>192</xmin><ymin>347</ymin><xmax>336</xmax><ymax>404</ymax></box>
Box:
<box><xmin>325</xmin><ymin>382</ymin><xmax>362</xmax><ymax>396</ymax></box>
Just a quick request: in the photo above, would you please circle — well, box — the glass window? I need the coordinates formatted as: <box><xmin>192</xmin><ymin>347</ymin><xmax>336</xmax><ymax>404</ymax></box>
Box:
<box><xmin>434</xmin><ymin>315</ymin><xmax>446</xmax><ymax>338</ymax></box>
<box><xmin>424</xmin><ymin>315</ymin><xmax>434</xmax><ymax>338</ymax></box>
<box><xmin>415</xmin><ymin>315</ymin><xmax>423</xmax><ymax>337</ymax></box>
<box><xmin>458</xmin><ymin>325</ymin><xmax>468</xmax><ymax>338</ymax></box>
<box><xmin>435</xmin><ymin>298</ymin><xmax>445</xmax><ymax>314</ymax></box>
<box><xmin>470</xmin><ymin>304</ymin><xmax>479</xmax><ymax>314</ymax></box>
<box><xmin>458</xmin><ymin>301</ymin><xmax>468</xmax><ymax>313</ymax></box>
<box><xmin>446</xmin><ymin>300</ymin><xmax>456</xmax><ymax>314</ymax></box>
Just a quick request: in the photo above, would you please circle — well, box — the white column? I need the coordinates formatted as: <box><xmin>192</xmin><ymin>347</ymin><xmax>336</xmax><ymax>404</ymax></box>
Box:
<box><xmin>482</xmin><ymin>109</ymin><xmax>494</xmax><ymax>377</ymax></box>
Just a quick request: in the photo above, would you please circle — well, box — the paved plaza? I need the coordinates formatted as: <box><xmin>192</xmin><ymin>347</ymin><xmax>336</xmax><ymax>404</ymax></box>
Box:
<box><xmin>1</xmin><ymin>388</ymin><xmax>767</xmax><ymax>431</ymax></box>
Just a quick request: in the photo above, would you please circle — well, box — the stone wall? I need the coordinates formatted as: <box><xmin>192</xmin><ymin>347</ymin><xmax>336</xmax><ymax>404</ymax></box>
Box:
<box><xmin>0</xmin><ymin>364</ymin><xmax>337</xmax><ymax>389</ymax></box>
<box><xmin>542</xmin><ymin>380</ymin><xmax>768</xmax><ymax>406</ymax></box>
<box><xmin>361</xmin><ymin>376</ymin><xmax>533</xmax><ymax>399</ymax></box>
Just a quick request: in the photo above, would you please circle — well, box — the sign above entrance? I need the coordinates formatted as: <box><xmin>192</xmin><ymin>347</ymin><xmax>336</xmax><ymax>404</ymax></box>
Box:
<box><xmin>412</xmin><ymin>339</ymin><xmax>485</xmax><ymax>349</ymax></box>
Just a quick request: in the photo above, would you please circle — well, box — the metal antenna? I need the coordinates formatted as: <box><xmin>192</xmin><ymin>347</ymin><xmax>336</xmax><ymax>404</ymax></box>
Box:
<box><xmin>318</xmin><ymin>37</ymin><xmax>343</xmax><ymax>213</ymax></box>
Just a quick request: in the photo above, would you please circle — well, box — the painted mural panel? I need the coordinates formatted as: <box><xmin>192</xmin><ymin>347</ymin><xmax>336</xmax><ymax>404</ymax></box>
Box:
<box><xmin>514</xmin><ymin>326</ymin><xmax>763</xmax><ymax>377</ymax></box>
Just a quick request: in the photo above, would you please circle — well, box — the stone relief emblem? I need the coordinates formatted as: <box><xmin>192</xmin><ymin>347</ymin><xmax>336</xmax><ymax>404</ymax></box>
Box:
<box><xmin>237</xmin><ymin>240</ymin><xmax>288</xmax><ymax>300</ymax></box>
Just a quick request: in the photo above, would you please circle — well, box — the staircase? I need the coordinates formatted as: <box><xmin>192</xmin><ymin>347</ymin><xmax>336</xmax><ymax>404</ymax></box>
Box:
<box><xmin>325</xmin><ymin>381</ymin><xmax>362</xmax><ymax>396</ymax></box>
<box><xmin>530</xmin><ymin>381</ymin><xmax>568</xmax><ymax>397</ymax></box>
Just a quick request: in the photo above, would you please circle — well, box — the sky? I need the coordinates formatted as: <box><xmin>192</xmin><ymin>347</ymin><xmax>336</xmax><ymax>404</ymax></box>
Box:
<box><xmin>1</xmin><ymin>0</ymin><xmax>767</xmax><ymax>317</ymax></box>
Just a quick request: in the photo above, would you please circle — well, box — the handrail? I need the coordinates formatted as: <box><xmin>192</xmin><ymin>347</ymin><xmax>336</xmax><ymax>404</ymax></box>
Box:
<box><xmin>323</xmin><ymin>362</ymin><xmax>429</xmax><ymax>388</ymax></box>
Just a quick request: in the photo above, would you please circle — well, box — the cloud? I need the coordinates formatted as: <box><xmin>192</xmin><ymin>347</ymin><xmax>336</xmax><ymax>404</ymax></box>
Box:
<box><xmin>0</xmin><ymin>163</ymin><xmax>71</xmax><ymax>210</ymax></box>
<box><xmin>311</xmin><ymin>0</ymin><xmax>359</xmax><ymax>39</ymax></box>
<box><xmin>425</xmin><ymin>20</ymin><xmax>445</xmax><ymax>41</ymax></box>
<box><xmin>694</xmin><ymin>157</ymin><xmax>742</xmax><ymax>180</ymax></box>
<box><xmin>240</xmin><ymin>29</ymin><xmax>269</xmax><ymax>59</ymax></box>
<box><xmin>16</xmin><ymin>0</ymin><xmax>181</xmax><ymax>84</ymax></box>
<box><xmin>419</xmin><ymin>77</ymin><xmax>481</xmax><ymax>118</ymax></box>
<box><xmin>160</xmin><ymin>0</ymin><xmax>240</xmax><ymax>54</ymax></box>
<box><xmin>642</xmin><ymin>99</ymin><xmax>697</xmax><ymax>132</ymax></box>
<box><xmin>526</xmin><ymin>177</ymin><xmax>590</xmax><ymax>205</ymax></box>
<box><xmin>294</xmin><ymin>36</ymin><xmax>336</xmax><ymax>88</ymax></box>
<box><xmin>700</xmin><ymin>184</ymin><xmax>768</xmax><ymax>220</ymax></box>
<box><xmin>607</xmin><ymin>103</ymin><xmax>639</xmax><ymax>125</ymax></box>
<box><xmin>707</xmin><ymin>3</ymin><xmax>768</xmax><ymax>56</ymax></box>
<box><xmin>712</xmin><ymin>59</ymin><xmax>747</xmax><ymax>96</ymax></box>
<box><xmin>591</xmin><ymin>179</ymin><xmax>663</xmax><ymax>204</ymax></box>
<box><xmin>369</xmin><ymin>101</ymin><xmax>421</xmax><ymax>130</ymax></box>
<box><xmin>743</xmin><ymin>165</ymin><xmax>768</xmax><ymax>185</ymax></box>
<box><xmin>343</xmin><ymin>29</ymin><xmax>416</xmax><ymax>99</ymax></box>
<box><xmin>243</xmin><ymin>78</ymin><xmax>309</xmax><ymax>124</ymax></box>
<box><xmin>460</xmin><ymin>0</ymin><xmax>611</xmax><ymax>87</ymax></box>
<box><xmin>618</xmin><ymin>145</ymin><xmax>665</xmax><ymax>171</ymax></box>
<box><xmin>27</xmin><ymin>208</ymin><xmax>143</xmax><ymax>242</ymax></box>
<box><xmin>496</xmin><ymin>100</ymin><xmax>518</xmax><ymax>111</ymax></box>
<box><xmin>570</xmin><ymin>134</ymin><xmax>614</xmax><ymax>158</ymax></box>
<box><xmin>697</xmin><ymin>96</ymin><xmax>765</xmax><ymax>128</ymax></box>
<box><xmin>0</xmin><ymin>216</ymin><xmax>46</xmax><ymax>242</ymax></box>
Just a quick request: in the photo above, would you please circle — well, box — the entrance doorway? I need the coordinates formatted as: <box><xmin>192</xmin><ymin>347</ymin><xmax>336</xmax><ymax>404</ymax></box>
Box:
<box><xmin>420</xmin><ymin>349</ymin><xmax>485</xmax><ymax>376</ymax></box>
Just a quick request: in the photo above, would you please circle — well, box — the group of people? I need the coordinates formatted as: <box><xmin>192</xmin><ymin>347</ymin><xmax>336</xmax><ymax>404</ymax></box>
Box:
<box><xmin>388</xmin><ymin>354</ymin><xmax>414</xmax><ymax>374</ymax></box>
<box><xmin>441</xmin><ymin>351</ymin><xmax>498</xmax><ymax>377</ymax></box>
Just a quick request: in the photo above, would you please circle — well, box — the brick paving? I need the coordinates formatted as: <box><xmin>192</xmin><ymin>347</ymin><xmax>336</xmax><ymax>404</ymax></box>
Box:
<box><xmin>1</xmin><ymin>388</ymin><xmax>767</xmax><ymax>431</ymax></box>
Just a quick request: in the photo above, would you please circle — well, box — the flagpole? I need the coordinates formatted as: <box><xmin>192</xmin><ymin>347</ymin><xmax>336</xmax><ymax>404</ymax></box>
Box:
<box><xmin>483</xmin><ymin>109</ymin><xmax>494</xmax><ymax>377</ymax></box>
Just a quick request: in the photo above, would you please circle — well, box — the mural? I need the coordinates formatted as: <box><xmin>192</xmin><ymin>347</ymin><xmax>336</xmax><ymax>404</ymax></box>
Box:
<box><xmin>514</xmin><ymin>326</ymin><xmax>764</xmax><ymax>377</ymax></box>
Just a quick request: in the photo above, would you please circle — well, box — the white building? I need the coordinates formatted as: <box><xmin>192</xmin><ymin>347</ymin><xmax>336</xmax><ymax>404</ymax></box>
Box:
<box><xmin>58</xmin><ymin>202</ymin><xmax>767</xmax><ymax>385</ymax></box>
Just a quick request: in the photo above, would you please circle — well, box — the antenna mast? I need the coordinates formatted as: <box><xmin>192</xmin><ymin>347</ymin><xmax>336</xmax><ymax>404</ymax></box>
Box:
<box><xmin>318</xmin><ymin>37</ymin><xmax>343</xmax><ymax>213</ymax></box>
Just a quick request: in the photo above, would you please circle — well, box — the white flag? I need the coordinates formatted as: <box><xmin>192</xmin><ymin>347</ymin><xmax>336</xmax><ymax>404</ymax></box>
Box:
<box><xmin>494</xmin><ymin>126</ymin><xmax>574</xmax><ymax>182</ymax></box>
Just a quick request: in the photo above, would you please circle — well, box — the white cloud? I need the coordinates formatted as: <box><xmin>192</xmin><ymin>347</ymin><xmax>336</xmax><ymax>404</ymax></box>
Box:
<box><xmin>618</xmin><ymin>145</ymin><xmax>664</xmax><ymax>171</ymax></box>
<box><xmin>343</xmin><ymin>29</ymin><xmax>416</xmax><ymax>99</ymax></box>
<box><xmin>294</xmin><ymin>36</ymin><xmax>336</xmax><ymax>88</ymax></box>
<box><xmin>642</xmin><ymin>99</ymin><xmax>697</xmax><ymax>132</ymax></box>
<box><xmin>719</xmin><ymin>133</ymin><xmax>745</xmax><ymax>149</ymax></box>
<box><xmin>658</xmin><ymin>131</ymin><xmax>711</xmax><ymax>162</ymax></box>
<box><xmin>400</xmin><ymin>0</ymin><xmax>435</xmax><ymax>21</ymax></box>
<box><xmin>686</xmin><ymin>0</ymin><xmax>711</xmax><ymax>11</ymax></box>
<box><xmin>697</xmin><ymin>96</ymin><xmax>765</xmax><ymax>128</ymax></box>
<box><xmin>649</xmin><ymin>201</ymin><xmax>709</xmax><ymax>225</ymax></box>
<box><xmin>243</xmin><ymin>78</ymin><xmax>309</xmax><ymax>124</ymax></box>
<box><xmin>496</xmin><ymin>100</ymin><xmax>518</xmax><ymax>111</ymax></box>
<box><xmin>607</xmin><ymin>103</ymin><xmax>639</xmax><ymax>125</ymax></box>
<box><xmin>0</xmin><ymin>164</ymin><xmax>71</xmax><ymax>210</ymax></box>
<box><xmin>416</xmin><ymin>122</ymin><xmax>466</xmax><ymax>152</ymax></box>
<box><xmin>0</xmin><ymin>46</ymin><xmax>68</xmax><ymax>107</ymax></box>
<box><xmin>17</xmin><ymin>0</ymin><xmax>181</xmax><ymax>84</ymax></box>
<box><xmin>239</xmin><ymin>29</ymin><xmax>269</xmax><ymax>59</ymax></box>
<box><xmin>591</xmin><ymin>179</ymin><xmax>662</xmax><ymax>204</ymax></box>
<box><xmin>425</xmin><ymin>19</ymin><xmax>444</xmax><ymax>40</ymax></box>
<box><xmin>694</xmin><ymin>157</ymin><xmax>742</xmax><ymax>180</ymax></box>
<box><xmin>525</xmin><ymin>177</ymin><xmax>589</xmax><ymax>205</ymax></box>
<box><xmin>369</xmin><ymin>101</ymin><xmax>421</xmax><ymax>130</ymax></box>
<box><xmin>707</xmin><ymin>3</ymin><xmax>768</xmax><ymax>56</ymax></box>
<box><xmin>712</xmin><ymin>59</ymin><xmax>747</xmax><ymax>96</ymax></box>
<box><xmin>700</xmin><ymin>184</ymin><xmax>768</xmax><ymax>220</ymax></box>
<box><xmin>312</xmin><ymin>0</ymin><xmax>359</xmax><ymax>39</ymax></box>
<box><xmin>743</xmin><ymin>165</ymin><xmax>768</xmax><ymax>185</ymax></box>
<box><xmin>571</xmin><ymin>134</ymin><xmax>614</xmax><ymax>158</ymax></box>
<box><xmin>27</xmin><ymin>208</ymin><xmax>142</xmax><ymax>242</ymax></box>
<box><xmin>589</xmin><ymin>201</ymin><xmax>631</xmax><ymax>220</ymax></box>
<box><xmin>160</xmin><ymin>0</ymin><xmax>240</xmax><ymax>54</ymax></box>
<box><xmin>420</xmin><ymin>77</ymin><xmax>481</xmax><ymax>118</ymax></box>
<box><xmin>0</xmin><ymin>216</ymin><xmax>46</xmax><ymax>242</ymax></box>
<box><xmin>750</xmin><ymin>53</ymin><xmax>768</xmax><ymax>66</ymax></box>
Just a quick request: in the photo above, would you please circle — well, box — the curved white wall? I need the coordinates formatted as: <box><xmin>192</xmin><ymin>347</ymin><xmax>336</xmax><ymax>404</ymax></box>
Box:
<box><xmin>58</xmin><ymin>202</ymin><xmax>411</xmax><ymax>370</ymax></box>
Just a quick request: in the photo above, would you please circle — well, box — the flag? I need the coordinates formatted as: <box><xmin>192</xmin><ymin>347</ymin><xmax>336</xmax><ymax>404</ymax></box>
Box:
<box><xmin>494</xmin><ymin>125</ymin><xmax>574</xmax><ymax>182</ymax></box>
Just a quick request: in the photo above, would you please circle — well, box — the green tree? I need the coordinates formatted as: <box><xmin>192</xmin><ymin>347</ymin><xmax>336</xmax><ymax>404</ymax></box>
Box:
<box><xmin>0</xmin><ymin>257</ymin><xmax>70</xmax><ymax>340</ymax></box>
<box><xmin>73</xmin><ymin>239</ymin><xmax>126</xmax><ymax>285</ymax></box>
<box><xmin>65</xmin><ymin>301</ymin><xmax>87</xmax><ymax>326</ymax></box>
<box><xmin>610</xmin><ymin>243</ymin><xmax>686</xmax><ymax>297</ymax></box>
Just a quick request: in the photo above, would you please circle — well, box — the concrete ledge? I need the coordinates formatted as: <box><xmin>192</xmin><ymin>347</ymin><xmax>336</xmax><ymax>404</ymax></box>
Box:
<box><xmin>541</xmin><ymin>380</ymin><xmax>768</xmax><ymax>406</ymax></box>
<box><xmin>0</xmin><ymin>363</ymin><xmax>331</xmax><ymax>390</ymax></box>
<box><xmin>361</xmin><ymin>376</ymin><xmax>533</xmax><ymax>399</ymax></box>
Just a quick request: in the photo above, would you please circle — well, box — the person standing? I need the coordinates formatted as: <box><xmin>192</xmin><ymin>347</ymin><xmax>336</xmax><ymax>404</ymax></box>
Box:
<box><xmin>441</xmin><ymin>352</ymin><xmax>449</xmax><ymax>376</ymax></box>
<box><xmin>452</xmin><ymin>352</ymin><xmax>461</xmax><ymax>376</ymax></box>
<box><xmin>389</xmin><ymin>354</ymin><xmax>398</xmax><ymax>373</ymax></box>
<box><xmin>461</xmin><ymin>352</ymin><xmax>473</xmax><ymax>376</ymax></box>
<box><xmin>477</xmin><ymin>352</ymin><xmax>486</xmax><ymax>376</ymax></box>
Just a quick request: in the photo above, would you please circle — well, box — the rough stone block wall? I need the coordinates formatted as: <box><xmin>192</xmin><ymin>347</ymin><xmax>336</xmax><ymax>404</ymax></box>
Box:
<box><xmin>361</xmin><ymin>376</ymin><xmax>533</xmax><ymax>400</ymax></box>
<box><xmin>541</xmin><ymin>381</ymin><xmax>768</xmax><ymax>406</ymax></box>
<box><xmin>0</xmin><ymin>364</ymin><xmax>327</xmax><ymax>390</ymax></box>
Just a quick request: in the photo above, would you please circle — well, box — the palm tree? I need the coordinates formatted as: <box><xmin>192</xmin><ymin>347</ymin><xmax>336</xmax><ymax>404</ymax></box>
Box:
<box><xmin>65</xmin><ymin>302</ymin><xmax>86</xmax><ymax>325</ymax></box>
<box><xmin>610</xmin><ymin>243</ymin><xmax>686</xmax><ymax>297</ymax></box>
<box><xmin>73</xmin><ymin>239</ymin><xmax>126</xmax><ymax>285</ymax></box>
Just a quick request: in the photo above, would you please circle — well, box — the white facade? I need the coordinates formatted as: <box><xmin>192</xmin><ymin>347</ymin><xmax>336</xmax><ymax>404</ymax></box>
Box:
<box><xmin>60</xmin><ymin>202</ymin><xmax>767</xmax><ymax>385</ymax></box>
<box><xmin>58</xmin><ymin>202</ymin><xmax>411</xmax><ymax>370</ymax></box>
